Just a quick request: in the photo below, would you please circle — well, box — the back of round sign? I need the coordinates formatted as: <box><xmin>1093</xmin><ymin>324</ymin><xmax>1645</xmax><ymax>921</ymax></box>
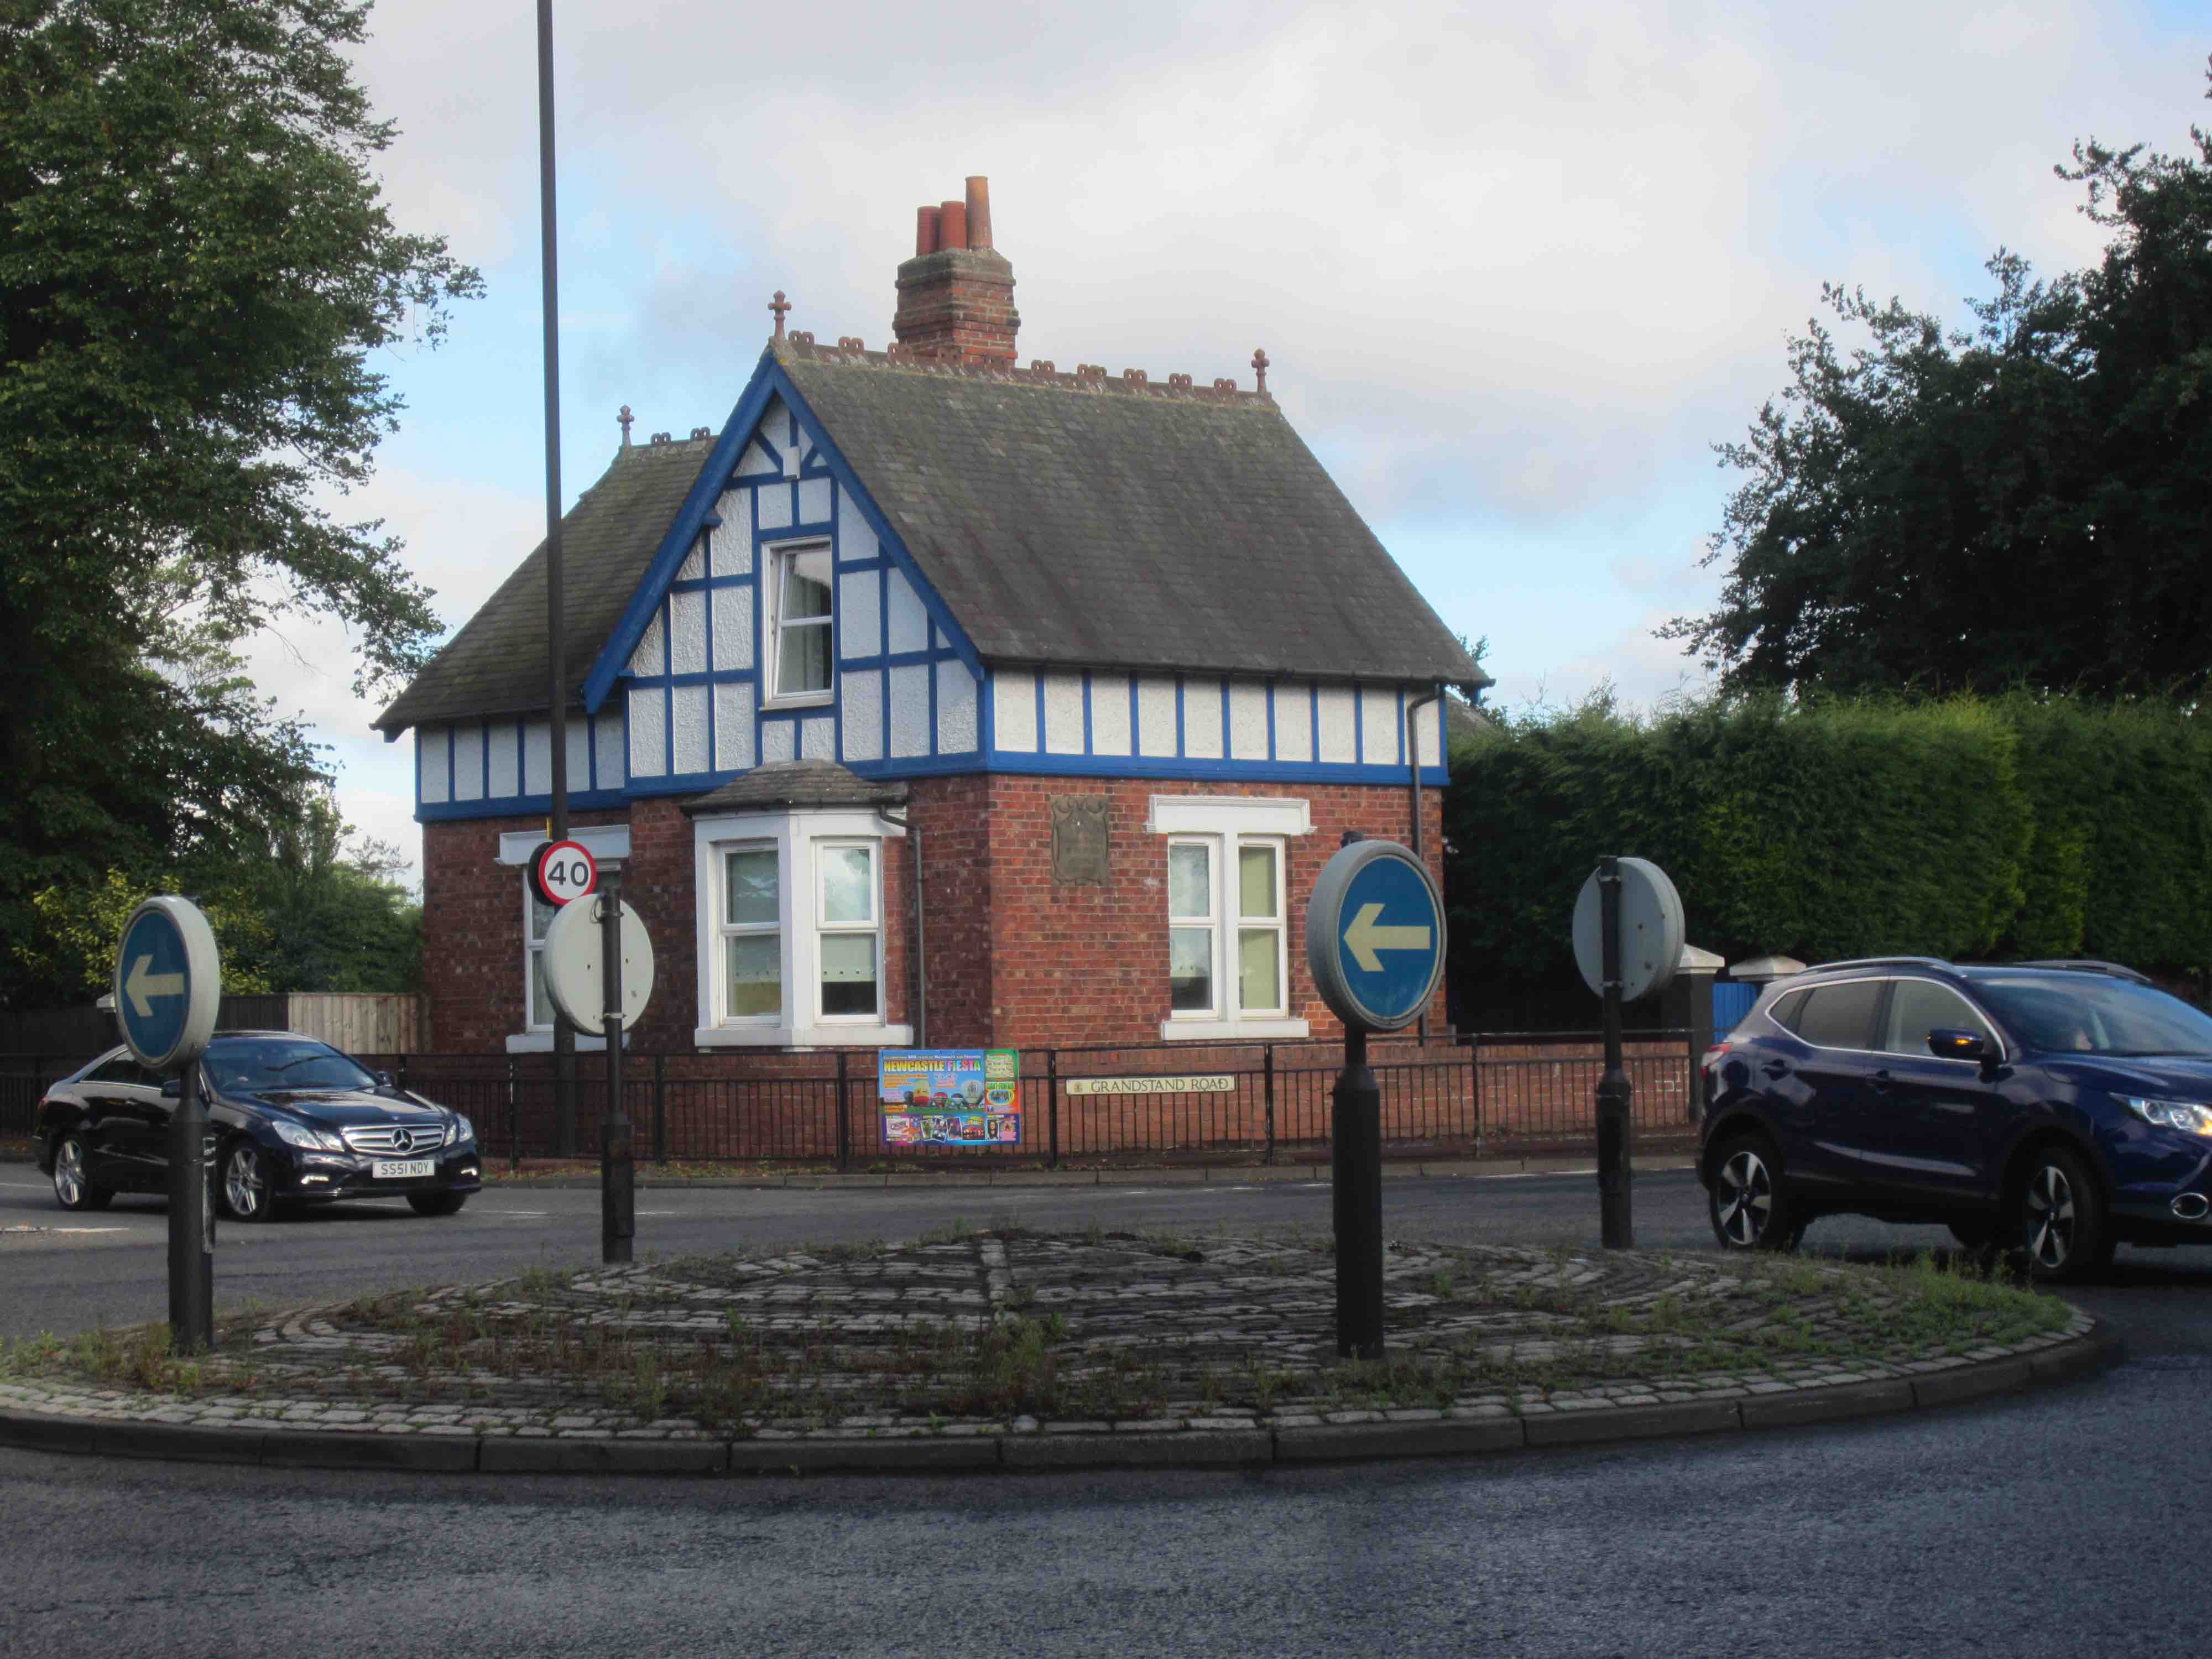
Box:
<box><xmin>1571</xmin><ymin>858</ymin><xmax>1685</xmax><ymax>1003</ymax></box>
<box><xmin>541</xmin><ymin>898</ymin><xmax>655</xmax><ymax>1031</ymax></box>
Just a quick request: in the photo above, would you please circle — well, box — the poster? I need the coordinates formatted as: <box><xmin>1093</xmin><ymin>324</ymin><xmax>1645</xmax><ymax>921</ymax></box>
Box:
<box><xmin>879</xmin><ymin>1048</ymin><xmax>1021</xmax><ymax>1146</ymax></box>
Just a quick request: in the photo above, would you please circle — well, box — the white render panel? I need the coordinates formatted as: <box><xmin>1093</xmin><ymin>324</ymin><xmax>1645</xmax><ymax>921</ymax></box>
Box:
<box><xmin>523</xmin><ymin>719</ymin><xmax>553</xmax><ymax>794</ymax></box>
<box><xmin>712</xmin><ymin>682</ymin><xmax>754</xmax><ymax>772</ymax></box>
<box><xmin>736</xmin><ymin>442</ymin><xmax>778</xmax><ymax>478</ymax></box>
<box><xmin>1274</xmin><ymin>682</ymin><xmax>1313</xmax><ymax>764</ymax></box>
<box><xmin>1043</xmin><ymin>672</ymin><xmax>1084</xmax><ymax>754</ymax></box>
<box><xmin>765</xmin><ymin>397</ymin><xmax>792</xmax><ymax>450</ymax></box>
<box><xmin>677</xmin><ymin>540</ymin><xmax>705</xmax><ymax>583</ymax></box>
<box><xmin>1090</xmin><ymin>672</ymin><xmax>1131</xmax><ymax>755</ymax></box>
<box><xmin>936</xmin><ymin>661</ymin><xmax>978</xmax><ymax>753</ymax></box>
<box><xmin>1183</xmin><ymin>678</ymin><xmax>1224</xmax><ymax>759</ymax></box>
<box><xmin>627</xmin><ymin>689</ymin><xmax>666</xmax><ymax>778</ymax></box>
<box><xmin>487</xmin><ymin>721</ymin><xmax>519</xmax><ymax>797</ymax></box>
<box><xmin>565</xmin><ymin>720</ymin><xmax>589</xmax><ymax>797</ymax></box>
<box><xmin>451</xmin><ymin>724</ymin><xmax>483</xmax><ymax>801</ymax></box>
<box><xmin>711</xmin><ymin>490</ymin><xmax>752</xmax><ymax>576</ymax></box>
<box><xmin>994</xmin><ymin>669</ymin><xmax>1037</xmax><ymax>752</ymax></box>
<box><xmin>800</xmin><ymin>717</ymin><xmax>834</xmax><ymax>761</ymax></box>
<box><xmin>1137</xmin><ymin>677</ymin><xmax>1178</xmax><ymax>757</ymax></box>
<box><xmin>760</xmin><ymin>718</ymin><xmax>795</xmax><ymax>764</ymax></box>
<box><xmin>419</xmin><ymin>727</ymin><xmax>448</xmax><ymax>804</ymax></box>
<box><xmin>593</xmin><ymin>711</ymin><xmax>625</xmax><ymax>789</ymax></box>
<box><xmin>842</xmin><ymin>669</ymin><xmax>884</xmax><ymax>761</ymax></box>
<box><xmin>797</xmin><ymin>477</ymin><xmax>833</xmax><ymax>524</ymax></box>
<box><xmin>670</xmin><ymin>589</ymin><xmax>707</xmax><ymax>675</ymax></box>
<box><xmin>1229</xmin><ymin>681</ymin><xmax>1269</xmax><ymax>760</ymax></box>
<box><xmin>885</xmin><ymin>568</ymin><xmax>928</xmax><ymax>654</ymax></box>
<box><xmin>1316</xmin><ymin>686</ymin><xmax>1357</xmax><ymax>763</ymax></box>
<box><xmin>1360</xmin><ymin>685</ymin><xmax>1399</xmax><ymax>765</ymax></box>
<box><xmin>710</xmin><ymin>584</ymin><xmax>754</xmax><ymax>672</ymax></box>
<box><xmin>890</xmin><ymin>665</ymin><xmax>931</xmax><ymax>757</ymax></box>
<box><xmin>838</xmin><ymin>489</ymin><xmax>878</xmax><ymax>561</ymax></box>
<box><xmin>672</xmin><ymin>684</ymin><xmax>709</xmax><ymax>775</ymax></box>
<box><xmin>1414</xmin><ymin>698</ymin><xmax>1442</xmax><ymax>768</ymax></box>
<box><xmin>756</xmin><ymin>484</ymin><xmax>792</xmax><ymax>531</ymax></box>
<box><xmin>838</xmin><ymin>570</ymin><xmax>881</xmax><ymax>660</ymax></box>
<box><xmin>629</xmin><ymin>608</ymin><xmax>666</xmax><ymax>677</ymax></box>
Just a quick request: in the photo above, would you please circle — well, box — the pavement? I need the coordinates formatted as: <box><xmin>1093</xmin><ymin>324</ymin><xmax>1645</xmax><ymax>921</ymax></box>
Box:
<box><xmin>0</xmin><ymin>1222</ymin><xmax>2116</xmax><ymax>1475</ymax></box>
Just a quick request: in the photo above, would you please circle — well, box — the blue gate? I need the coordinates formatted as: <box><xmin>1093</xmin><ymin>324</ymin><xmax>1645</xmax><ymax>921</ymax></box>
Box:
<box><xmin>1711</xmin><ymin>980</ymin><xmax>1758</xmax><ymax>1034</ymax></box>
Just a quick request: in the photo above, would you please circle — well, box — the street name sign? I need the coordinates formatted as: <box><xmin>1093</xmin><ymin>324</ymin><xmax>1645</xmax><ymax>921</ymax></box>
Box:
<box><xmin>1066</xmin><ymin>1074</ymin><xmax>1236</xmax><ymax>1096</ymax></box>
<box><xmin>1304</xmin><ymin>839</ymin><xmax>1447</xmax><ymax>1034</ymax></box>
<box><xmin>530</xmin><ymin>838</ymin><xmax>599</xmax><ymax>909</ymax></box>
<box><xmin>114</xmin><ymin>896</ymin><xmax>221</xmax><ymax>1072</ymax></box>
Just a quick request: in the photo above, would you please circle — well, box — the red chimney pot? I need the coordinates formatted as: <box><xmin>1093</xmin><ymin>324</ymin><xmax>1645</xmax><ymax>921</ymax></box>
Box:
<box><xmin>939</xmin><ymin>200</ymin><xmax>968</xmax><ymax>250</ymax></box>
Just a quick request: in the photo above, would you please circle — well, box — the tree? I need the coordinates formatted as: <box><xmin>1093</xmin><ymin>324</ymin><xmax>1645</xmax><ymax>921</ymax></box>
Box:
<box><xmin>1666</xmin><ymin>59</ymin><xmax>2212</xmax><ymax>699</ymax></box>
<box><xmin>0</xmin><ymin>0</ymin><xmax>478</xmax><ymax>1001</ymax></box>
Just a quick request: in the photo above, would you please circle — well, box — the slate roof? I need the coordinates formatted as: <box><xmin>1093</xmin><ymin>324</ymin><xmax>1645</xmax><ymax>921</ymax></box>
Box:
<box><xmin>682</xmin><ymin>760</ymin><xmax>910</xmax><ymax>817</ymax></box>
<box><xmin>776</xmin><ymin>339</ymin><xmax>1482</xmax><ymax>684</ymax></box>
<box><xmin>376</xmin><ymin>340</ymin><xmax>1486</xmax><ymax>735</ymax></box>
<box><xmin>373</xmin><ymin>435</ymin><xmax>716</xmax><ymax>733</ymax></box>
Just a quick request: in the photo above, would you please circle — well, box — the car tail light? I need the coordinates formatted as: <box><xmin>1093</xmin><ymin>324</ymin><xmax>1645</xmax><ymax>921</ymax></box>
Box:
<box><xmin>1702</xmin><ymin>1042</ymin><xmax>1732</xmax><ymax>1068</ymax></box>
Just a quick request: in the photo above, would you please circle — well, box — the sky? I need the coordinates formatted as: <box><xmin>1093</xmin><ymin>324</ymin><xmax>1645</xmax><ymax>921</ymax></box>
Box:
<box><xmin>263</xmin><ymin>0</ymin><xmax>2210</xmax><ymax>888</ymax></box>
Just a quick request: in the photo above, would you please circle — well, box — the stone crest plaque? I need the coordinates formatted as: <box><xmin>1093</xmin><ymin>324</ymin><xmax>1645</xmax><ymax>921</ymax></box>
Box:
<box><xmin>1049</xmin><ymin>796</ymin><xmax>1109</xmax><ymax>886</ymax></box>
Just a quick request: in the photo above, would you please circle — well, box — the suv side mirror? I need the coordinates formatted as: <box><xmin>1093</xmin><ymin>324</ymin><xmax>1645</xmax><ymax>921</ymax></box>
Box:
<box><xmin>374</xmin><ymin>1071</ymin><xmax>397</xmax><ymax>1089</ymax></box>
<box><xmin>1928</xmin><ymin>1028</ymin><xmax>1992</xmax><ymax>1064</ymax></box>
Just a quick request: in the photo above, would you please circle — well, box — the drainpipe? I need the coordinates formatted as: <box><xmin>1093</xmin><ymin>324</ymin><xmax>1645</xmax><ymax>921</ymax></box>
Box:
<box><xmin>1405</xmin><ymin>684</ymin><xmax>1443</xmax><ymax>1040</ymax></box>
<box><xmin>877</xmin><ymin>806</ymin><xmax>924</xmax><ymax>1046</ymax></box>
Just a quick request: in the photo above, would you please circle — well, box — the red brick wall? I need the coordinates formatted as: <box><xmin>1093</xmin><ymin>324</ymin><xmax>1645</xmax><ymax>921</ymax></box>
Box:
<box><xmin>907</xmin><ymin>774</ymin><xmax>992</xmax><ymax>1045</ymax></box>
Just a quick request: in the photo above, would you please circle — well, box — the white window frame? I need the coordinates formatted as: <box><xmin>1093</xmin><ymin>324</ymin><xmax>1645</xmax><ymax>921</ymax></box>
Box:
<box><xmin>762</xmin><ymin>538</ymin><xmax>834</xmax><ymax>709</ymax></box>
<box><xmin>503</xmin><ymin>870</ymin><xmax>612</xmax><ymax>1055</ymax></box>
<box><xmin>492</xmin><ymin>829</ymin><xmax>632</xmax><ymax>1054</ymax></box>
<box><xmin>717</xmin><ymin>839</ymin><xmax>784</xmax><ymax>1027</ymax></box>
<box><xmin>1149</xmin><ymin>795</ymin><xmax>1312</xmax><ymax>1041</ymax></box>
<box><xmin>692</xmin><ymin>807</ymin><xmax>911</xmax><ymax>1048</ymax></box>
<box><xmin>814</xmin><ymin>839</ymin><xmax>883</xmax><ymax>1024</ymax></box>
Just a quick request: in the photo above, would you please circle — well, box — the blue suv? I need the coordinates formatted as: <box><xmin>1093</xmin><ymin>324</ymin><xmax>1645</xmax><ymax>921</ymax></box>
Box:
<box><xmin>1699</xmin><ymin>958</ymin><xmax>2212</xmax><ymax>1280</ymax></box>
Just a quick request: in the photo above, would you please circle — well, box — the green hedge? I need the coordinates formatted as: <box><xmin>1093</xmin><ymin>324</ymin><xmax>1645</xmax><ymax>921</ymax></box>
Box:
<box><xmin>1443</xmin><ymin>693</ymin><xmax>2212</xmax><ymax>1017</ymax></box>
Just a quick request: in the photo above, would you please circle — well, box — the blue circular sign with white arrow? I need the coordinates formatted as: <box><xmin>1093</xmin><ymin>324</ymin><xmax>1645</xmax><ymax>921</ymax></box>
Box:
<box><xmin>113</xmin><ymin>896</ymin><xmax>222</xmax><ymax>1072</ymax></box>
<box><xmin>1304</xmin><ymin>840</ymin><xmax>1447</xmax><ymax>1033</ymax></box>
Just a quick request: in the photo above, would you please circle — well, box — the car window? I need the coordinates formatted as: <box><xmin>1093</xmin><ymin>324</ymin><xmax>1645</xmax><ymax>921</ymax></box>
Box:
<box><xmin>1766</xmin><ymin>988</ymin><xmax>1809</xmax><ymax>1032</ymax></box>
<box><xmin>1881</xmin><ymin>979</ymin><xmax>1993</xmax><ymax>1056</ymax></box>
<box><xmin>89</xmin><ymin>1056</ymin><xmax>153</xmax><ymax>1086</ymax></box>
<box><xmin>1974</xmin><ymin>975</ymin><xmax>2212</xmax><ymax>1057</ymax></box>
<box><xmin>1793</xmin><ymin>981</ymin><xmax>1884</xmax><ymax>1050</ymax></box>
<box><xmin>203</xmin><ymin>1038</ymin><xmax>377</xmax><ymax>1094</ymax></box>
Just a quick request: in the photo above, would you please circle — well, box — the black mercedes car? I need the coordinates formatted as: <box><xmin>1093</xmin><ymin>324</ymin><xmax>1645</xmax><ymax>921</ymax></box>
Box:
<box><xmin>34</xmin><ymin>1031</ymin><xmax>481</xmax><ymax>1221</ymax></box>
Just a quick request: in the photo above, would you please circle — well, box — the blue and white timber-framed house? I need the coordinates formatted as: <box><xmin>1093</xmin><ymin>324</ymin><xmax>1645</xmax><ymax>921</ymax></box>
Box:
<box><xmin>376</xmin><ymin>179</ymin><xmax>1487</xmax><ymax>1057</ymax></box>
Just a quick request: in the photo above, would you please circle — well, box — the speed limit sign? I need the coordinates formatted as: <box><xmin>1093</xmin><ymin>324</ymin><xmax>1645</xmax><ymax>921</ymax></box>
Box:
<box><xmin>529</xmin><ymin>839</ymin><xmax>598</xmax><ymax>908</ymax></box>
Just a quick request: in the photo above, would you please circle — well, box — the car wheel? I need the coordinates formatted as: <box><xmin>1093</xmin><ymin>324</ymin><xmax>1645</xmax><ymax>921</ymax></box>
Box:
<box><xmin>51</xmin><ymin>1133</ymin><xmax>113</xmax><ymax>1212</ymax></box>
<box><xmin>1708</xmin><ymin>1133</ymin><xmax>1800</xmax><ymax>1252</ymax></box>
<box><xmin>2016</xmin><ymin>1145</ymin><xmax>2112</xmax><ymax>1282</ymax></box>
<box><xmin>219</xmin><ymin>1140</ymin><xmax>279</xmax><ymax>1223</ymax></box>
<box><xmin>406</xmin><ymin>1192</ymin><xmax>468</xmax><ymax>1218</ymax></box>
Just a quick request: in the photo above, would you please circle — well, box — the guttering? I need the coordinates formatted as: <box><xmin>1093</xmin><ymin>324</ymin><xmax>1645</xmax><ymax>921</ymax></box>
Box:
<box><xmin>1405</xmin><ymin>684</ymin><xmax>1445</xmax><ymax>1040</ymax></box>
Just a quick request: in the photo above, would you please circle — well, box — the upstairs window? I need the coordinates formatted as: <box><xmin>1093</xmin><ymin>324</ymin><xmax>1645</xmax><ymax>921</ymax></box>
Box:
<box><xmin>769</xmin><ymin>544</ymin><xmax>832</xmax><ymax>701</ymax></box>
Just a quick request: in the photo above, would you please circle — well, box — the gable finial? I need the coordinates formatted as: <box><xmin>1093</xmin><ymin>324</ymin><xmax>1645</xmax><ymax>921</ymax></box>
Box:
<box><xmin>1251</xmin><ymin>348</ymin><xmax>1269</xmax><ymax>395</ymax></box>
<box><xmin>617</xmin><ymin>404</ymin><xmax>633</xmax><ymax>451</ymax></box>
<box><xmin>770</xmin><ymin>290</ymin><xmax>791</xmax><ymax>340</ymax></box>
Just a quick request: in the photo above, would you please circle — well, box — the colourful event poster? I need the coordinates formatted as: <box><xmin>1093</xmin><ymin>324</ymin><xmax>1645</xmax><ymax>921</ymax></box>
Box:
<box><xmin>879</xmin><ymin>1048</ymin><xmax>1021</xmax><ymax>1147</ymax></box>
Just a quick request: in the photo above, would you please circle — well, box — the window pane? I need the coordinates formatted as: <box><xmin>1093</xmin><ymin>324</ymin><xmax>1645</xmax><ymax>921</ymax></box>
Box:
<box><xmin>1238</xmin><ymin>927</ymin><xmax>1281</xmax><ymax>1013</ymax></box>
<box><xmin>781</xmin><ymin>551</ymin><xmax>832</xmax><ymax>619</ymax></box>
<box><xmin>530</xmin><ymin>893</ymin><xmax>555</xmax><ymax>942</ymax></box>
<box><xmin>1883</xmin><ymin>979</ymin><xmax>1989</xmax><ymax>1055</ymax></box>
<box><xmin>1238</xmin><ymin>844</ymin><xmax>1277</xmax><ymax>919</ymax></box>
<box><xmin>529</xmin><ymin>948</ymin><xmax>553</xmax><ymax>1027</ymax></box>
<box><xmin>1795</xmin><ymin>980</ymin><xmax>1884</xmax><ymax>1050</ymax></box>
<box><xmin>776</xmin><ymin>620</ymin><xmax>831</xmax><ymax>695</ymax></box>
<box><xmin>726</xmin><ymin>935</ymin><xmax>782</xmax><ymax>1018</ymax></box>
<box><xmin>725</xmin><ymin>848</ymin><xmax>779</xmax><ymax>926</ymax></box>
<box><xmin>1168</xmin><ymin>844</ymin><xmax>1211</xmax><ymax>919</ymax></box>
<box><xmin>821</xmin><ymin>847</ymin><xmax>873</xmax><ymax>923</ymax></box>
<box><xmin>820</xmin><ymin>933</ymin><xmax>878</xmax><ymax>1017</ymax></box>
<box><xmin>1170</xmin><ymin>927</ymin><xmax>1213</xmax><ymax>1011</ymax></box>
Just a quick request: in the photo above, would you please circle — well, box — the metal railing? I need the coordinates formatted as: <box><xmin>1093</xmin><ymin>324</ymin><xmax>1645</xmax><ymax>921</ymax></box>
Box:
<box><xmin>0</xmin><ymin>1031</ymin><xmax>1699</xmax><ymax>1167</ymax></box>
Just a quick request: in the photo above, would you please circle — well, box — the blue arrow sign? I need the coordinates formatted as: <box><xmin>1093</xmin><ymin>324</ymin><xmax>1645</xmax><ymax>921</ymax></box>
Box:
<box><xmin>114</xmin><ymin>898</ymin><xmax>220</xmax><ymax>1070</ymax></box>
<box><xmin>1305</xmin><ymin>840</ymin><xmax>1447</xmax><ymax>1032</ymax></box>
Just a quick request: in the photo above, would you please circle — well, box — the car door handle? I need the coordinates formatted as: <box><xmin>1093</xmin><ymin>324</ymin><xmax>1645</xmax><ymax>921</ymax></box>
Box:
<box><xmin>1761</xmin><ymin>1061</ymin><xmax>1788</xmax><ymax>1079</ymax></box>
<box><xmin>1870</xmin><ymin>1070</ymin><xmax>1892</xmax><ymax>1094</ymax></box>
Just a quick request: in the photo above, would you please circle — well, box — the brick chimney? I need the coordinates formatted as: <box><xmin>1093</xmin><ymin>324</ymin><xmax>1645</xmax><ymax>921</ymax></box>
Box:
<box><xmin>892</xmin><ymin>176</ymin><xmax>1019</xmax><ymax>362</ymax></box>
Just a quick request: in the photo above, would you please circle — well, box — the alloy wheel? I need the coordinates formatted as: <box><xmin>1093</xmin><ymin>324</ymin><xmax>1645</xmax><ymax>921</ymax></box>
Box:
<box><xmin>225</xmin><ymin>1145</ymin><xmax>266</xmax><ymax>1220</ymax></box>
<box><xmin>1715</xmin><ymin>1148</ymin><xmax>1773</xmax><ymax>1246</ymax></box>
<box><xmin>53</xmin><ymin>1139</ymin><xmax>84</xmax><ymax>1207</ymax></box>
<box><xmin>2024</xmin><ymin>1162</ymin><xmax>2077</xmax><ymax>1271</ymax></box>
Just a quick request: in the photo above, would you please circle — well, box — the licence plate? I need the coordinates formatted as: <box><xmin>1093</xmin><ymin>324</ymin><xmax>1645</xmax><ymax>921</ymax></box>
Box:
<box><xmin>372</xmin><ymin>1159</ymin><xmax>436</xmax><ymax>1180</ymax></box>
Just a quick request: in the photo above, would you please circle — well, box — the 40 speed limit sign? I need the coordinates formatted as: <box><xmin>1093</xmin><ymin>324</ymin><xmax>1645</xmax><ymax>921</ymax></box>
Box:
<box><xmin>529</xmin><ymin>839</ymin><xmax>599</xmax><ymax>908</ymax></box>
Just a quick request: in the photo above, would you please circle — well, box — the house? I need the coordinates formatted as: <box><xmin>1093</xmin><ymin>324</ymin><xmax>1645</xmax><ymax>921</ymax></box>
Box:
<box><xmin>375</xmin><ymin>178</ymin><xmax>1486</xmax><ymax>1058</ymax></box>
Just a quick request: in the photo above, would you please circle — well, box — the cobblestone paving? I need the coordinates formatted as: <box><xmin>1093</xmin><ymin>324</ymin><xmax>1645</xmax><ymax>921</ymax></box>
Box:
<box><xmin>0</xmin><ymin>1233</ymin><xmax>2088</xmax><ymax>1443</ymax></box>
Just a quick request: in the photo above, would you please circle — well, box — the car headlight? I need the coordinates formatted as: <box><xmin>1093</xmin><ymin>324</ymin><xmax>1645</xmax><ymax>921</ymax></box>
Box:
<box><xmin>2120</xmin><ymin>1097</ymin><xmax>2212</xmax><ymax>1136</ymax></box>
<box><xmin>272</xmin><ymin>1119</ymin><xmax>347</xmax><ymax>1152</ymax></box>
<box><xmin>444</xmin><ymin>1114</ymin><xmax>475</xmax><ymax>1146</ymax></box>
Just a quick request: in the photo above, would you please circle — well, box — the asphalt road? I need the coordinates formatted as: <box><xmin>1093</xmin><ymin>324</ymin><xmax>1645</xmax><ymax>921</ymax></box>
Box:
<box><xmin>3</xmin><ymin>1165</ymin><xmax>2208</xmax><ymax>1658</ymax></box>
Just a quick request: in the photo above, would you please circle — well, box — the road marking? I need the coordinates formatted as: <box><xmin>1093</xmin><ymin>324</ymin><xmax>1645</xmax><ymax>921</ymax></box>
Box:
<box><xmin>1</xmin><ymin>1224</ymin><xmax>125</xmax><ymax>1234</ymax></box>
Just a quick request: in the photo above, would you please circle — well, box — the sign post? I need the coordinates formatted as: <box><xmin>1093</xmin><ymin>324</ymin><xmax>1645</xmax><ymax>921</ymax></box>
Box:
<box><xmin>114</xmin><ymin>897</ymin><xmax>222</xmax><ymax>1353</ymax></box>
<box><xmin>541</xmin><ymin>875</ymin><xmax>653</xmax><ymax>1264</ymax></box>
<box><xmin>1572</xmin><ymin>857</ymin><xmax>1685</xmax><ymax>1250</ymax></box>
<box><xmin>1304</xmin><ymin>838</ymin><xmax>1447</xmax><ymax>1360</ymax></box>
<box><xmin>598</xmin><ymin>864</ymin><xmax>633</xmax><ymax>1264</ymax></box>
